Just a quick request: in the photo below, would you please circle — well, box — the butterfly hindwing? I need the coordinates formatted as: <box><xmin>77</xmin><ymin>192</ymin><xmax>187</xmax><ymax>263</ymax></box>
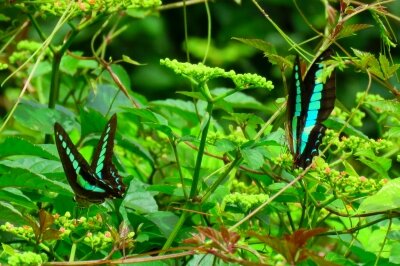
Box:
<box><xmin>90</xmin><ymin>114</ymin><xmax>126</xmax><ymax>198</ymax></box>
<box><xmin>288</xmin><ymin>50</ymin><xmax>336</xmax><ymax>168</ymax></box>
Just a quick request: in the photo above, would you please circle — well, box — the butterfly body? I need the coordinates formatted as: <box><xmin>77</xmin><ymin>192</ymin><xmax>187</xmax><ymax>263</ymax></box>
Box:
<box><xmin>287</xmin><ymin>50</ymin><xmax>336</xmax><ymax>168</ymax></box>
<box><xmin>54</xmin><ymin>114</ymin><xmax>126</xmax><ymax>204</ymax></box>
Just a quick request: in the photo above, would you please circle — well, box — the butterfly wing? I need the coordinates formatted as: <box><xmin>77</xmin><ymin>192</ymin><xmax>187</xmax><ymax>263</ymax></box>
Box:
<box><xmin>287</xmin><ymin>55</ymin><xmax>307</xmax><ymax>157</ymax></box>
<box><xmin>54</xmin><ymin>123</ymin><xmax>114</xmax><ymax>203</ymax></box>
<box><xmin>290</xmin><ymin>50</ymin><xmax>336</xmax><ymax>168</ymax></box>
<box><xmin>90</xmin><ymin>114</ymin><xmax>126</xmax><ymax>198</ymax></box>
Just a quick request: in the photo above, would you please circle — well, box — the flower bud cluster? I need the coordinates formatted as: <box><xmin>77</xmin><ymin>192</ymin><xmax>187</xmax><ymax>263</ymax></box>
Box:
<box><xmin>160</xmin><ymin>58</ymin><xmax>274</xmax><ymax>90</ymax></box>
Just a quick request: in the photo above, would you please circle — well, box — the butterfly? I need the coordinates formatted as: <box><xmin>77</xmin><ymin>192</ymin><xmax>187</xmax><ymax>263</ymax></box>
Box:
<box><xmin>54</xmin><ymin>114</ymin><xmax>126</xmax><ymax>204</ymax></box>
<box><xmin>287</xmin><ymin>50</ymin><xmax>336</xmax><ymax>168</ymax></box>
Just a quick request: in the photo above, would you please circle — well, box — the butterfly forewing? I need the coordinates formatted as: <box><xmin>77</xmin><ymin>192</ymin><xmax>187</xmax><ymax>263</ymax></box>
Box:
<box><xmin>54</xmin><ymin>123</ymin><xmax>116</xmax><ymax>203</ymax></box>
<box><xmin>288</xmin><ymin>49</ymin><xmax>336</xmax><ymax>168</ymax></box>
<box><xmin>90</xmin><ymin>114</ymin><xmax>126</xmax><ymax>198</ymax></box>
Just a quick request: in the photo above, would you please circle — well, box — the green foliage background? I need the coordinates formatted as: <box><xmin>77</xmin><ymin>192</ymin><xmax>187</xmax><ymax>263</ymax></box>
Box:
<box><xmin>0</xmin><ymin>0</ymin><xmax>399</xmax><ymax>265</ymax></box>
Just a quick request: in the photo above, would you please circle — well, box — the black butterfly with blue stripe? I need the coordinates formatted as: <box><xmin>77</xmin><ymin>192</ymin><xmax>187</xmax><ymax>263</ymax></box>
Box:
<box><xmin>287</xmin><ymin>50</ymin><xmax>336</xmax><ymax>168</ymax></box>
<box><xmin>54</xmin><ymin>114</ymin><xmax>126</xmax><ymax>204</ymax></box>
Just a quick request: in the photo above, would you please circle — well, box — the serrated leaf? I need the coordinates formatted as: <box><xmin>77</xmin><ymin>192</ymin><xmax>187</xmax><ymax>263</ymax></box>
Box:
<box><xmin>214</xmin><ymin>139</ymin><xmax>237</xmax><ymax>153</ymax></box>
<box><xmin>358</xmin><ymin>178</ymin><xmax>400</xmax><ymax>213</ymax></box>
<box><xmin>240</xmin><ymin>147</ymin><xmax>264</xmax><ymax>170</ymax></box>
<box><xmin>337</xmin><ymin>24</ymin><xmax>373</xmax><ymax>39</ymax></box>
<box><xmin>379</xmin><ymin>53</ymin><xmax>400</xmax><ymax>79</ymax></box>
<box><xmin>232</xmin><ymin>37</ymin><xmax>276</xmax><ymax>54</ymax></box>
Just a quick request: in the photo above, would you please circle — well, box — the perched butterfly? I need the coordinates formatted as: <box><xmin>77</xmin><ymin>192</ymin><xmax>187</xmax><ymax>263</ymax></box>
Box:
<box><xmin>54</xmin><ymin>114</ymin><xmax>126</xmax><ymax>204</ymax></box>
<box><xmin>287</xmin><ymin>50</ymin><xmax>336</xmax><ymax>168</ymax></box>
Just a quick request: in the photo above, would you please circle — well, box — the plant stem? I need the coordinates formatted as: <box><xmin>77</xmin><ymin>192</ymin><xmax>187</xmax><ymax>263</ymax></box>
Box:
<box><xmin>69</xmin><ymin>242</ymin><xmax>77</xmax><ymax>262</ymax></box>
<box><xmin>189</xmin><ymin>101</ymin><xmax>213</xmax><ymax>199</ymax></box>
<box><xmin>200</xmin><ymin>156</ymin><xmax>242</xmax><ymax>203</ymax></box>
<box><xmin>160</xmin><ymin>210</ymin><xmax>189</xmax><ymax>253</ymax></box>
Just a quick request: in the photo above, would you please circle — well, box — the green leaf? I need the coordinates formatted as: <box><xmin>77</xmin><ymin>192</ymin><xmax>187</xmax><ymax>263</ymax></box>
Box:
<box><xmin>123</xmin><ymin>179</ymin><xmax>158</xmax><ymax>214</ymax></box>
<box><xmin>176</xmin><ymin>91</ymin><xmax>206</xmax><ymax>101</ymax></box>
<box><xmin>337</xmin><ymin>24</ymin><xmax>373</xmax><ymax>39</ymax></box>
<box><xmin>0</xmin><ymin>163</ymin><xmax>73</xmax><ymax>196</ymax></box>
<box><xmin>1</xmin><ymin>243</ymin><xmax>16</xmax><ymax>256</ymax></box>
<box><xmin>0</xmin><ymin>137</ymin><xmax>58</xmax><ymax>160</ymax></box>
<box><xmin>390</xmin><ymin>242</ymin><xmax>400</xmax><ymax>264</ymax></box>
<box><xmin>0</xmin><ymin>201</ymin><xmax>25</xmax><ymax>225</ymax></box>
<box><xmin>0</xmin><ymin>188</ymin><xmax>37</xmax><ymax>210</ymax></box>
<box><xmin>146</xmin><ymin>211</ymin><xmax>179</xmax><ymax>238</ymax></box>
<box><xmin>355</xmin><ymin>150</ymin><xmax>391</xmax><ymax>179</ymax></box>
<box><xmin>60</xmin><ymin>54</ymin><xmax>80</xmax><ymax>75</ymax></box>
<box><xmin>212</xmin><ymin>88</ymin><xmax>264</xmax><ymax>111</ymax></box>
<box><xmin>214</xmin><ymin>139</ymin><xmax>237</xmax><ymax>153</ymax></box>
<box><xmin>151</xmin><ymin>99</ymin><xmax>204</xmax><ymax>129</ymax></box>
<box><xmin>324</xmin><ymin>117</ymin><xmax>368</xmax><ymax>140</ymax></box>
<box><xmin>358</xmin><ymin>178</ymin><xmax>400</xmax><ymax>213</ymax></box>
<box><xmin>86</xmin><ymin>84</ymin><xmax>132</xmax><ymax>115</ymax></box>
<box><xmin>240</xmin><ymin>146</ymin><xmax>264</xmax><ymax>170</ymax></box>
<box><xmin>122</xmin><ymin>55</ymin><xmax>145</xmax><ymax>65</ymax></box>
<box><xmin>14</xmin><ymin>100</ymin><xmax>76</xmax><ymax>134</ymax></box>
<box><xmin>232</xmin><ymin>37</ymin><xmax>276</xmax><ymax>54</ymax></box>
<box><xmin>80</xmin><ymin>109</ymin><xmax>108</xmax><ymax>139</ymax></box>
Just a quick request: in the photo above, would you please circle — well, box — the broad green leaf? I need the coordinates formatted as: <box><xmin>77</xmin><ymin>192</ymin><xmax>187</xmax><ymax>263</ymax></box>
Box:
<box><xmin>0</xmin><ymin>188</ymin><xmax>37</xmax><ymax>210</ymax></box>
<box><xmin>390</xmin><ymin>242</ymin><xmax>400</xmax><ymax>264</ymax></box>
<box><xmin>0</xmin><ymin>137</ymin><xmax>58</xmax><ymax>160</ymax></box>
<box><xmin>151</xmin><ymin>99</ymin><xmax>204</xmax><ymax>129</ymax></box>
<box><xmin>0</xmin><ymin>165</ymin><xmax>72</xmax><ymax>196</ymax></box>
<box><xmin>146</xmin><ymin>211</ymin><xmax>179</xmax><ymax>238</ymax></box>
<box><xmin>118</xmin><ymin>138</ymin><xmax>154</xmax><ymax>164</ymax></box>
<box><xmin>86</xmin><ymin>84</ymin><xmax>132</xmax><ymax>115</ymax></box>
<box><xmin>123</xmin><ymin>179</ymin><xmax>158</xmax><ymax>214</ymax></box>
<box><xmin>0</xmin><ymin>201</ymin><xmax>26</xmax><ymax>225</ymax></box>
<box><xmin>240</xmin><ymin>146</ymin><xmax>264</xmax><ymax>170</ymax></box>
<box><xmin>0</xmin><ymin>158</ymin><xmax>62</xmax><ymax>175</ymax></box>
<box><xmin>358</xmin><ymin>178</ymin><xmax>400</xmax><ymax>213</ymax></box>
<box><xmin>146</xmin><ymin>185</ymin><xmax>176</xmax><ymax>195</ymax></box>
<box><xmin>80</xmin><ymin>109</ymin><xmax>108</xmax><ymax>139</ymax></box>
<box><xmin>14</xmin><ymin>100</ymin><xmax>76</xmax><ymax>134</ymax></box>
<box><xmin>123</xmin><ymin>108</ymin><xmax>167</xmax><ymax>125</ymax></box>
<box><xmin>60</xmin><ymin>54</ymin><xmax>80</xmax><ymax>76</ymax></box>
